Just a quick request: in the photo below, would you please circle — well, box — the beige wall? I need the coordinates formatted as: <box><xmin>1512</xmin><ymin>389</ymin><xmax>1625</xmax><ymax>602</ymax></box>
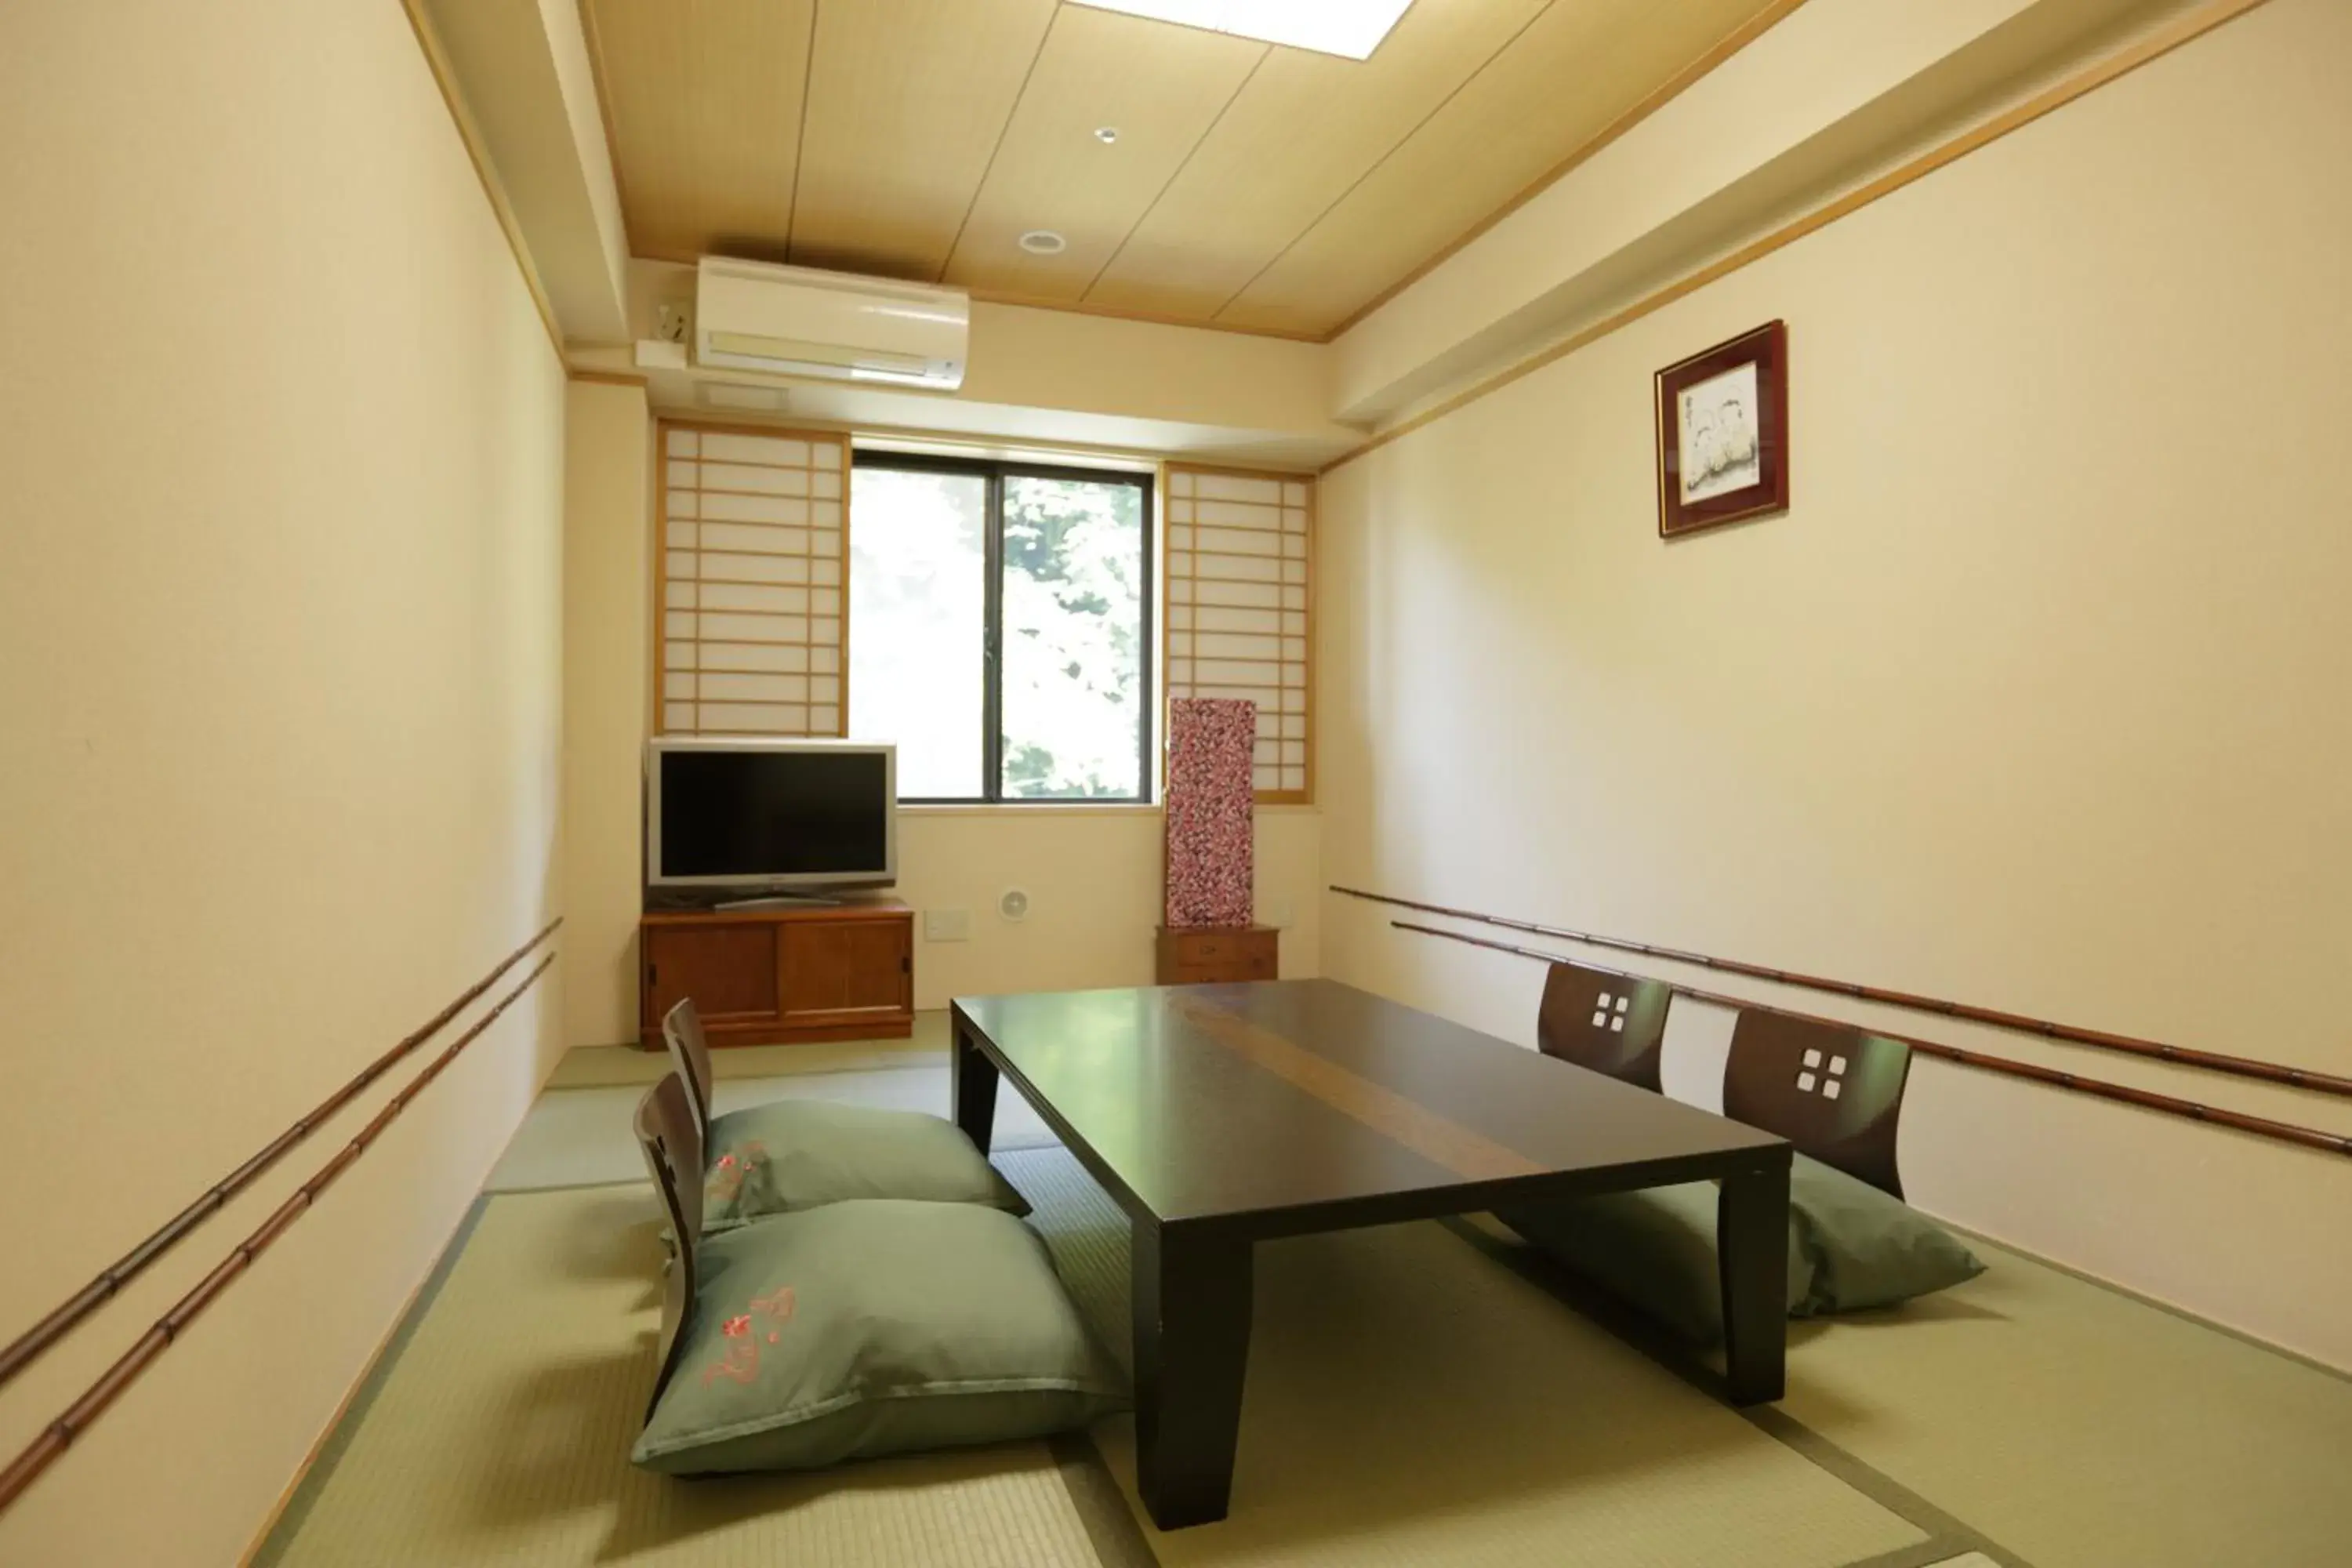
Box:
<box><xmin>1317</xmin><ymin>0</ymin><xmax>2352</xmax><ymax>1370</ymax></box>
<box><xmin>0</xmin><ymin>2</ymin><xmax>568</xmax><ymax>1562</ymax></box>
<box><xmin>561</xmin><ymin>381</ymin><xmax>652</xmax><ymax>1048</ymax></box>
<box><xmin>900</xmin><ymin>808</ymin><xmax>1322</xmax><ymax>1013</ymax></box>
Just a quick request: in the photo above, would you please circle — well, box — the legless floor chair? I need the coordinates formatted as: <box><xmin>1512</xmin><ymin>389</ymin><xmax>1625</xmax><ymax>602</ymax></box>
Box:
<box><xmin>659</xmin><ymin>996</ymin><xmax>1026</xmax><ymax>1232</ymax></box>
<box><xmin>1501</xmin><ymin>996</ymin><xmax>1981</xmax><ymax>1341</ymax></box>
<box><xmin>628</xmin><ymin>1072</ymin><xmax>1121</xmax><ymax>1476</ymax></box>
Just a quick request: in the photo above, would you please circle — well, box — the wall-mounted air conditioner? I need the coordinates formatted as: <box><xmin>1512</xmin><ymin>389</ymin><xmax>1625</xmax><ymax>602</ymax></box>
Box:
<box><xmin>694</xmin><ymin>257</ymin><xmax>967</xmax><ymax>391</ymax></box>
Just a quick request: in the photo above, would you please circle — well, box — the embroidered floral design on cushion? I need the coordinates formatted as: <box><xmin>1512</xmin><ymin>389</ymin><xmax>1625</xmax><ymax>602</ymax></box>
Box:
<box><xmin>1166</xmin><ymin>698</ymin><xmax>1256</xmax><ymax>928</ymax></box>
<box><xmin>705</xmin><ymin>1139</ymin><xmax>772</xmax><ymax>1210</ymax></box>
<box><xmin>701</xmin><ymin>1283</ymin><xmax>798</xmax><ymax>1387</ymax></box>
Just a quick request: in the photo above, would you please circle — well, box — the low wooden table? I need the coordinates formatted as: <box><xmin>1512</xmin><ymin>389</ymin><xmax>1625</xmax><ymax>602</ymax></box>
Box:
<box><xmin>949</xmin><ymin>979</ymin><xmax>1791</xmax><ymax>1530</ymax></box>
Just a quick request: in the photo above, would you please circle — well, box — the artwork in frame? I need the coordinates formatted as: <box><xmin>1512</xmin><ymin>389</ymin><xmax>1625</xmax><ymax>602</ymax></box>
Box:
<box><xmin>1656</xmin><ymin>320</ymin><xmax>1788</xmax><ymax>539</ymax></box>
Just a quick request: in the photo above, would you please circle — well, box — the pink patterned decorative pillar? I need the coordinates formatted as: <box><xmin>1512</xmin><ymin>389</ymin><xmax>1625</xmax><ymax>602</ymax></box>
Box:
<box><xmin>1164</xmin><ymin>699</ymin><xmax>1256</xmax><ymax>929</ymax></box>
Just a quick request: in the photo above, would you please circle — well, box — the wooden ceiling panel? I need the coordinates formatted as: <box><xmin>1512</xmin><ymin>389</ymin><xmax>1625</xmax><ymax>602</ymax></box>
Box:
<box><xmin>579</xmin><ymin>0</ymin><xmax>1801</xmax><ymax>339</ymax></box>
<box><xmin>787</xmin><ymin>0</ymin><xmax>1058</xmax><ymax>281</ymax></box>
<box><xmin>1217</xmin><ymin>0</ymin><xmax>1790</xmax><ymax>335</ymax></box>
<box><xmin>582</xmin><ymin>0</ymin><xmax>814</xmax><ymax>263</ymax></box>
<box><xmin>1080</xmin><ymin>0</ymin><xmax>1550</xmax><ymax>322</ymax></box>
<box><xmin>942</xmin><ymin>6</ymin><xmax>1264</xmax><ymax>303</ymax></box>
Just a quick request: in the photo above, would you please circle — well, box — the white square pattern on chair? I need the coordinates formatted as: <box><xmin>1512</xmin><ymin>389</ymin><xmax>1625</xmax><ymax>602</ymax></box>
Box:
<box><xmin>1795</xmin><ymin>1046</ymin><xmax>1849</xmax><ymax>1100</ymax></box>
<box><xmin>1163</xmin><ymin>466</ymin><xmax>1311</xmax><ymax>799</ymax></box>
<box><xmin>659</xmin><ymin>425</ymin><xmax>849</xmax><ymax>737</ymax></box>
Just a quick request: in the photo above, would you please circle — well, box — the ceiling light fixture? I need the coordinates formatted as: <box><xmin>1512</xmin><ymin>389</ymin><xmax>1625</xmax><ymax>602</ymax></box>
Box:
<box><xmin>1069</xmin><ymin>1</ymin><xmax>1413</xmax><ymax>60</ymax></box>
<box><xmin>1018</xmin><ymin>230</ymin><xmax>1068</xmax><ymax>256</ymax></box>
<box><xmin>1094</xmin><ymin>126</ymin><xmax>1120</xmax><ymax>145</ymax></box>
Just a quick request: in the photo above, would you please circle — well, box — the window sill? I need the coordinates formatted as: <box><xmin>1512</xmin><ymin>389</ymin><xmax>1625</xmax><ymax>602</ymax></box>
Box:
<box><xmin>898</xmin><ymin>802</ymin><xmax>1319</xmax><ymax>818</ymax></box>
<box><xmin>900</xmin><ymin>802</ymin><xmax>1161</xmax><ymax>818</ymax></box>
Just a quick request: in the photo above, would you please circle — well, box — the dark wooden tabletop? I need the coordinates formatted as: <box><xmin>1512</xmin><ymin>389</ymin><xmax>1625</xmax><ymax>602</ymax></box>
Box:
<box><xmin>953</xmin><ymin>979</ymin><xmax>1785</xmax><ymax>1234</ymax></box>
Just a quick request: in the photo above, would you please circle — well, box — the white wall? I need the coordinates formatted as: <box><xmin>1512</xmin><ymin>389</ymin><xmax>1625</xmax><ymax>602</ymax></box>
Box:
<box><xmin>561</xmin><ymin>380</ymin><xmax>652</xmax><ymax>1047</ymax></box>
<box><xmin>0</xmin><ymin>2</ymin><xmax>568</xmax><ymax>1560</ymax></box>
<box><xmin>1316</xmin><ymin>0</ymin><xmax>2352</xmax><ymax>1370</ymax></box>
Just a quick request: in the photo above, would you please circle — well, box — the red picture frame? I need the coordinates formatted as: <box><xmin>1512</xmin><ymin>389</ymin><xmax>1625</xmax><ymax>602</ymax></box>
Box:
<box><xmin>1656</xmin><ymin>321</ymin><xmax>1789</xmax><ymax>539</ymax></box>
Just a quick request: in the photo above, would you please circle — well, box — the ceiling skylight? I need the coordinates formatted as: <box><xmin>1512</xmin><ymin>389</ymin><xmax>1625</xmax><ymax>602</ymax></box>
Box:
<box><xmin>1073</xmin><ymin>2</ymin><xmax>1415</xmax><ymax>61</ymax></box>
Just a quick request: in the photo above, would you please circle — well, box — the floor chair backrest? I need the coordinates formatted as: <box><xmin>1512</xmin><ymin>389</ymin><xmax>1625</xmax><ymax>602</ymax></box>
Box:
<box><xmin>1536</xmin><ymin>960</ymin><xmax>1671</xmax><ymax>1091</ymax></box>
<box><xmin>633</xmin><ymin>1072</ymin><xmax>705</xmax><ymax>1417</ymax></box>
<box><xmin>661</xmin><ymin>996</ymin><xmax>715</xmax><ymax>1134</ymax></box>
<box><xmin>1723</xmin><ymin>1010</ymin><xmax>1912</xmax><ymax>1198</ymax></box>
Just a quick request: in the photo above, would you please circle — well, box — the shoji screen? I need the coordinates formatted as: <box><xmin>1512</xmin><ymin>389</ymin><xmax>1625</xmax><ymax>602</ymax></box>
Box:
<box><xmin>1162</xmin><ymin>464</ymin><xmax>1312</xmax><ymax>803</ymax></box>
<box><xmin>658</xmin><ymin>423</ymin><xmax>849</xmax><ymax>736</ymax></box>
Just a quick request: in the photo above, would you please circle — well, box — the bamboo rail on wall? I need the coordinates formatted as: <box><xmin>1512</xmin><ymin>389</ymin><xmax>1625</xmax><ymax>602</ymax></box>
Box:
<box><xmin>0</xmin><ymin>948</ymin><xmax>561</xmax><ymax>1515</ymax></box>
<box><xmin>1333</xmin><ymin>887</ymin><xmax>2352</xmax><ymax>1100</ymax></box>
<box><xmin>1389</xmin><ymin>919</ymin><xmax>2350</xmax><ymax>1160</ymax></box>
<box><xmin>0</xmin><ymin>917</ymin><xmax>560</xmax><ymax>1394</ymax></box>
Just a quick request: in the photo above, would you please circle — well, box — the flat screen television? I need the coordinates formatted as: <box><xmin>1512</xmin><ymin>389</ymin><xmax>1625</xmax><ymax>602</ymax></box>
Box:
<box><xmin>646</xmin><ymin>737</ymin><xmax>896</xmax><ymax>898</ymax></box>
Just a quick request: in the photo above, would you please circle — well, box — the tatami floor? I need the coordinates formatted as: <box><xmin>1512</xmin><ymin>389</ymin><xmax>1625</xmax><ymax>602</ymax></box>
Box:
<box><xmin>258</xmin><ymin>1015</ymin><xmax>2352</xmax><ymax>1567</ymax></box>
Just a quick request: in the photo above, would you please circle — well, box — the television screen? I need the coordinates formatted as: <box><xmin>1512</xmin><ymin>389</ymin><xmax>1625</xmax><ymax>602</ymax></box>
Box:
<box><xmin>652</xmin><ymin>743</ymin><xmax>894</xmax><ymax>887</ymax></box>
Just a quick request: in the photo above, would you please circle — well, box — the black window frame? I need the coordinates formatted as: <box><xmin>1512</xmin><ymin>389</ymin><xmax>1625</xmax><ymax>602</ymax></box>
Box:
<box><xmin>850</xmin><ymin>449</ymin><xmax>1156</xmax><ymax>806</ymax></box>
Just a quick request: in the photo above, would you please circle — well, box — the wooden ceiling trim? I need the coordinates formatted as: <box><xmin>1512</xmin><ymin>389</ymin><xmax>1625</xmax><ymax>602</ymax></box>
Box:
<box><xmin>1309</xmin><ymin>0</ymin><xmax>1811</xmax><ymax>340</ymax></box>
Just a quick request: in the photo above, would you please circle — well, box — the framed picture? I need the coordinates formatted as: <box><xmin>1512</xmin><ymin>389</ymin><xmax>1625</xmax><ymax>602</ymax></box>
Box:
<box><xmin>1656</xmin><ymin>320</ymin><xmax>1788</xmax><ymax>539</ymax></box>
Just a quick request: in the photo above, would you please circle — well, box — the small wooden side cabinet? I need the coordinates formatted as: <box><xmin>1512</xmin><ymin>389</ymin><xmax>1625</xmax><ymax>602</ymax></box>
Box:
<box><xmin>641</xmin><ymin>899</ymin><xmax>914</xmax><ymax>1049</ymax></box>
<box><xmin>1156</xmin><ymin>924</ymin><xmax>1279</xmax><ymax>985</ymax></box>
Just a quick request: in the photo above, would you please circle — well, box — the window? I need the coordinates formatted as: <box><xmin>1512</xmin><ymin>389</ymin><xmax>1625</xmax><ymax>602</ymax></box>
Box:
<box><xmin>1162</xmin><ymin>464</ymin><xmax>1312</xmax><ymax>801</ymax></box>
<box><xmin>850</xmin><ymin>453</ymin><xmax>1153</xmax><ymax>803</ymax></box>
<box><xmin>657</xmin><ymin>423</ymin><xmax>850</xmax><ymax>737</ymax></box>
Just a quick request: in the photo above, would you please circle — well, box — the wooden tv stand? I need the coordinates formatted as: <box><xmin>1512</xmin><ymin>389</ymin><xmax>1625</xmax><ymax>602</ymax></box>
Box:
<box><xmin>640</xmin><ymin>898</ymin><xmax>913</xmax><ymax>1049</ymax></box>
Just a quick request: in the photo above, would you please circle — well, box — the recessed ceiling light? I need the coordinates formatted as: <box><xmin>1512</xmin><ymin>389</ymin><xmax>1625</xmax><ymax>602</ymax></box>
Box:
<box><xmin>1094</xmin><ymin>126</ymin><xmax>1120</xmax><ymax>145</ymax></box>
<box><xmin>1018</xmin><ymin>230</ymin><xmax>1068</xmax><ymax>256</ymax></box>
<box><xmin>1069</xmin><ymin>1</ymin><xmax>1413</xmax><ymax>60</ymax></box>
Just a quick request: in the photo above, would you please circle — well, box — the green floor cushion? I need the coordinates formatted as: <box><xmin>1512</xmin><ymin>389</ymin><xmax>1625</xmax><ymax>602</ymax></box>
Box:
<box><xmin>636</xmin><ymin>1199</ymin><xmax>1125</xmax><ymax>1475</ymax></box>
<box><xmin>1497</xmin><ymin>1179</ymin><xmax>1815</xmax><ymax>1345</ymax></box>
<box><xmin>702</xmin><ymin>1098</ymin><xmax>1029</xmax><ymax>1232</ymax></box>
<box><xmin>1494</xmin><ymin>1155</ymin><xmax>1983</xmax><ymax>1344</ymax></box>
<box><xmin>1788</xmin><ymin>1156</ymin><xmax>1987</xmax><ymax>1314</ymax></box>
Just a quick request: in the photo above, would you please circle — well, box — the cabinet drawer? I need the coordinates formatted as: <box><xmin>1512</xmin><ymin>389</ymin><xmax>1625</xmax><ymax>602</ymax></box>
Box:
<box><xmin>1156</xmin><ymin>924</ymin><xmax>1279</xmax><ymax>985</ymax></box>
<box><xmin>1162</xmin><ymin>951</ymin><xmax>1277</xmax><ymax>986</ymax></box>
<box><xmin>1166</xmin><ymin>930</ymin><xmax>1274</xmax><ymax>961</ymax></box>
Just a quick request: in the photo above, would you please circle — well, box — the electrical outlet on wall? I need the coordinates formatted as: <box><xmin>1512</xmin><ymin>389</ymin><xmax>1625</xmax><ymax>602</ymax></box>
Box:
<box><xmin>924</xmin><ymin>909</ymin><xmax>971</xmax><ymax>942</ymax></box>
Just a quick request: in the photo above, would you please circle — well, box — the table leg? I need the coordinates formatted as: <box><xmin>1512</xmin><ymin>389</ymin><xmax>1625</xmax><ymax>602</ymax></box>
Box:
<box><xmin>951</xmin><ymin>1018</ymin><xmax>999</xmax><ymax>1154</ymax></box>
<box><xmin>1132</xmin><ymin>1218</ymin><xmax>1254</xmax><ymax>1530</ymax></box>
<box><xmin>1719</xmin><ymin>1156</ymin><xmax>1790</xmax><ymax>1405</ymax></box>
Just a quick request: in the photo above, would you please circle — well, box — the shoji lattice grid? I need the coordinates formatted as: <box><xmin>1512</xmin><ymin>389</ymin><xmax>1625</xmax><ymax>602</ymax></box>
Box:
<box><xmin>659</xmin><ymin>423</ymin><xmax>848</xmax><ymax>736</ymax></box>
<box><xmin>1163</xmin><ymin>466</ymin><xmax>1312</xmax><ymax>802</ymax></box>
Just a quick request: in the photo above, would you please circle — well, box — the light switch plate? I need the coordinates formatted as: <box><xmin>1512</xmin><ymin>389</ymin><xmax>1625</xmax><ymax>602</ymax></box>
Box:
<box><xmin>1261</xmin><ymin>898</ymin><xmax>1294</xmax><ymax>929</ymax></box>
<box><xmin>924</xmin><ymin>909</ymin><xmax>971</xmax><ymax>942</ymax></box>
